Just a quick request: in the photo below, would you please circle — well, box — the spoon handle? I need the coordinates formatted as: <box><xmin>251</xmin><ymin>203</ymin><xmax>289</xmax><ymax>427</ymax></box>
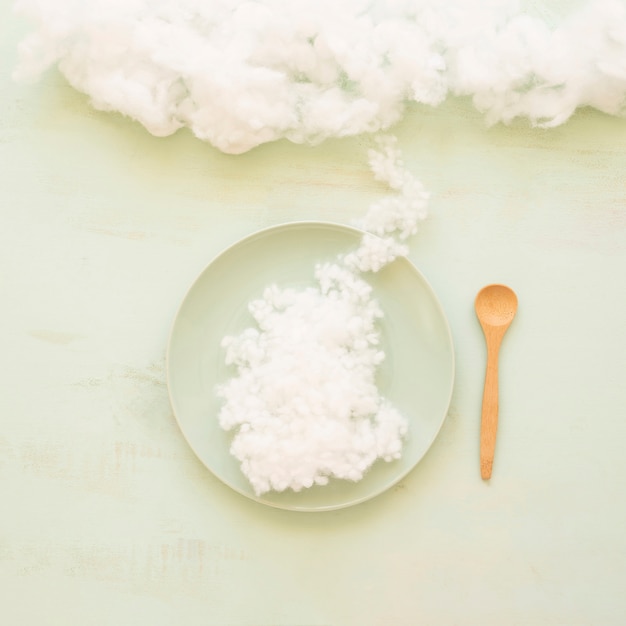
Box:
<box><xmin>480</xmin><ymin>329</ymin><xmax>503</xmax><ymax>480</ymax></box>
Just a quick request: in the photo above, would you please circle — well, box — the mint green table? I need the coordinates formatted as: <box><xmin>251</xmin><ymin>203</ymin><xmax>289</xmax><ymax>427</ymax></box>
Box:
<box><xmin>1</xmin><ymin>5</ymin><xmax>625</xmax><ymax>625</ymax></box>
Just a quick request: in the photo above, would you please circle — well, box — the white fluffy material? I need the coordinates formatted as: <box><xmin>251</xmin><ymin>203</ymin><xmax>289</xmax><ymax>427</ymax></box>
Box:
<box><xmin>346</xmin><ymin>135</ymin><xmax>428</xmax><ymax>272</ymax></box>
<box><xmin>217</xmin><ymin>264</ymin><xmax>407</xmax><ymax>495</ymax></box>
<box><xmin>13</xmin><ymin>0</ymin><xmax>626</xmax><ymax>153</ymax></box>
<box><xmin>217</xmin><ymin>139</ymin><xmax>422</xmax><ymax>495</ymax></box>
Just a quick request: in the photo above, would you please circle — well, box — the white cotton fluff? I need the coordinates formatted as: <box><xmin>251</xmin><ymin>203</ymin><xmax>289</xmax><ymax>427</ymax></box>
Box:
<box><xmin>346</xmin><ymin>136</ymin><xmax>429</xmax><ymax>272</ymax></box>
<box><xmin>217</xmin><ymin>264</ymin><xmax>407</xmax><ymax>495</ymax></box>
<box><xmin>13</xmin><ymin>0</ymin><xmax>626</xmax><ymax>154</ymax></box>
<box><xmin>217</xmin><ymin>138</ymin><xmax>423</xmax><ymax>495</ymax></box>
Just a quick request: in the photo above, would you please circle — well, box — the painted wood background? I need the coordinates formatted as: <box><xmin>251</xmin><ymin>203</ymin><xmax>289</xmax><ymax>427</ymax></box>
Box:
<box><xmin>2</xmin><ymin>4</ymin><xmax>626</xmax><ymax>624</ymax></box>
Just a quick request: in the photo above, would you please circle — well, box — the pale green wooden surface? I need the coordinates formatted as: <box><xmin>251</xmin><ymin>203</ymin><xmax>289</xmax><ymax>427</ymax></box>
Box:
<box><xmin>1</xmin><ymin>5</ymin><xmax>626</xmax><ymax>625</ymax></box>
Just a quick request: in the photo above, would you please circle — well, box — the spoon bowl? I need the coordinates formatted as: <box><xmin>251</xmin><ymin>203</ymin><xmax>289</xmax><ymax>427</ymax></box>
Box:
<box><xmin>475</xmin><ymin>284</ymin><xmax>518</xmax><ymax>328</ymax></box>
<box><xmin>475</xmin><ymin>284</ymin><xmax>518</xmax><ymax>480</ymax></box>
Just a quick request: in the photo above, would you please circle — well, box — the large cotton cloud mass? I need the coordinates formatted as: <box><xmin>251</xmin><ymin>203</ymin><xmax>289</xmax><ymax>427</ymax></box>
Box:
<box><xmin>13</xmin><ymin>0</ymin><xmax>626</xmax><ymax>153</ymax></box>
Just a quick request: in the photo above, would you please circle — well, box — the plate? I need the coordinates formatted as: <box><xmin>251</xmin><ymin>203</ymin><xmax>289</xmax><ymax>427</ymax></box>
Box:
<box><xmin>167</xmin><ymin>221</ymin><xmax>455</xmax><ymax>511</ymax></box>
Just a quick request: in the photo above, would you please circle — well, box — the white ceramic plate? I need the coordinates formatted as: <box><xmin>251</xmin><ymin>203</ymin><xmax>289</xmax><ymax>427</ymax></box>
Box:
<box><xmin>167</xmin><ymin>221</ymin><xmax>455</xmax><ymax>511</ymax></box>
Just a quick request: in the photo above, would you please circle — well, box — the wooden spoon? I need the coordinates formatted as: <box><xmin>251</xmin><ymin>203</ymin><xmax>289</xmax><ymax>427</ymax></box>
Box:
<box><xmin>475</xmin><ymin>284</ymin><xmax>518</xmax><ymax>480</ymax></box>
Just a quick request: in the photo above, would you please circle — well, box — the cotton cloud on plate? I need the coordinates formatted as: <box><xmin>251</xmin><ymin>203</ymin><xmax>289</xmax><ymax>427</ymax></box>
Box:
<box><xmin>13</xmin><ymin>0</ymin><xmax>626</xmax><ymax>153</ymax></box>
